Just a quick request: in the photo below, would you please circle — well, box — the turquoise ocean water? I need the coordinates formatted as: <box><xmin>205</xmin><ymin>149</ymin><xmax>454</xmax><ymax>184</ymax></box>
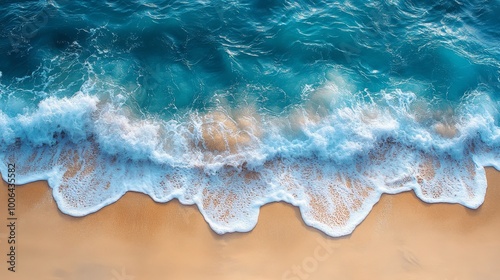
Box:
<box><xmin>1</xmin><ymin>0</ymin><xmax>500</xmax><ymax>236</ymax></box>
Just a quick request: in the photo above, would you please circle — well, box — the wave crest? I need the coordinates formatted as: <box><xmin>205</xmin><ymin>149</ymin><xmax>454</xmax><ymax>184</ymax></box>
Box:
<box><xmin>1</xmin><ymin>88</ymin><xmax>499</xmax><ymax>236</ymax></box>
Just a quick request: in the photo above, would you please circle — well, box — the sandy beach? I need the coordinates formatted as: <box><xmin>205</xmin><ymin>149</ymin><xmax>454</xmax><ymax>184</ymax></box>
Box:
<box><xmin>1</xmin><ymin>168</ymin><xmax>499</xmax><ymax>280</ymax></box>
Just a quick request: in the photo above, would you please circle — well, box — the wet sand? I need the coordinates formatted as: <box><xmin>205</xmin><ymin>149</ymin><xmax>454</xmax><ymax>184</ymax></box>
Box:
<box><xmin>1</xmin><ymin>168</ymin><xmax>500</xmax><ymax>280</ymax></box>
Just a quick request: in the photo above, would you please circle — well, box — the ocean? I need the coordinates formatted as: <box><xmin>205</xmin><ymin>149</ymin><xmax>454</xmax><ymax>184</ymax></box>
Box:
<box><xmin>1</xmin><ymin>0</ymin><xmax>499</xmax><ymax>236</ymax></box>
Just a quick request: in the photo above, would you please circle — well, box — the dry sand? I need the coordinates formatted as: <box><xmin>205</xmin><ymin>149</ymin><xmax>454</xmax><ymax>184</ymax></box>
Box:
<box><xmin>1</xmin><ymin>168</ymin><xmax>500</xmax><ymax>280</ymax></box>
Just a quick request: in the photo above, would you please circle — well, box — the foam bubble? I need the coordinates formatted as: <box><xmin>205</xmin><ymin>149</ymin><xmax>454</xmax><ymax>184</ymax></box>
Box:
<box><xmin>0</xmin><ymin>112</ymin><xmax>14</xmax><ymax>145</ymax></box>
<box><xmin>15</xmin><ymin>93</ymin><xmax>98</xmax><ymax>145</ymax></box>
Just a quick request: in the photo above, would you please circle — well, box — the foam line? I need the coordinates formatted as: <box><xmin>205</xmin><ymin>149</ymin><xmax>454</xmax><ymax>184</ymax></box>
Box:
<box><xmin>1</xmin><ymin>90</ymin><xmax>499</xmax><ymax>237</ymax></box>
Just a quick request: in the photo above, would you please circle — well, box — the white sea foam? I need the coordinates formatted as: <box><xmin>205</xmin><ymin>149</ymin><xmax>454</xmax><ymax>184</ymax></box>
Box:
<box><xmin>1</xmin><ymin>83</ymin><xmax>499</xmax><ymax>237</ymax></box>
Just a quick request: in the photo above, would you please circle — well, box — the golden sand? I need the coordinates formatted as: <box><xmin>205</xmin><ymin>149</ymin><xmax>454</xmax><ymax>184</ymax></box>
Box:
<box><xmin>1</xmin><ymin>168</ymin><xmax>500</xmax><ymax>280</ymax></box>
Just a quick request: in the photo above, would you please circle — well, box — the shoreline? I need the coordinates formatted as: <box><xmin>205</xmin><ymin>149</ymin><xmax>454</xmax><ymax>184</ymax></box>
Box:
<box><xmin>0</xmin><ymin>168</ymin><xmax>499</xmax><ymax>279</ymax></box>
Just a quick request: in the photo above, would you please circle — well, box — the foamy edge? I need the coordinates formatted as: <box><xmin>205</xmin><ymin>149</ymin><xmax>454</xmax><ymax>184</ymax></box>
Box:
<box><xmin>1</xmin><ymin>89</ymin><xmax>499</xmax><ymax>237</ymax></box>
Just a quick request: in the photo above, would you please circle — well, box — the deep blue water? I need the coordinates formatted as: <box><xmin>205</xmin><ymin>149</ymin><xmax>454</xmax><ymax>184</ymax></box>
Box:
<box><xmin>2</xmin><ymin>0</ymin><xmax>499</xmax><ymax>116</ymax></box>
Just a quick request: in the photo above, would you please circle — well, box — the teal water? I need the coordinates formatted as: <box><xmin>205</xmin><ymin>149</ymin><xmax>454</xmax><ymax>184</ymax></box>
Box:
<box><xmin>1</xmin><ymin>0</ymin><xmax>500</xmax><ymax>236</ymax></box>
<box><xmin>2</xmin><ymin>0</ymin><xmax>498</xmax><ymax>116</ymax></box>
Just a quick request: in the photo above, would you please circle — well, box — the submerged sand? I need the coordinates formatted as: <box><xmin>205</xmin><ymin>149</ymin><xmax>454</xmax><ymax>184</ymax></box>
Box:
<box><xmin>1</xmin><ymin>168</ymin><xmax>499</xmax><ymax>280</ymax></box>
